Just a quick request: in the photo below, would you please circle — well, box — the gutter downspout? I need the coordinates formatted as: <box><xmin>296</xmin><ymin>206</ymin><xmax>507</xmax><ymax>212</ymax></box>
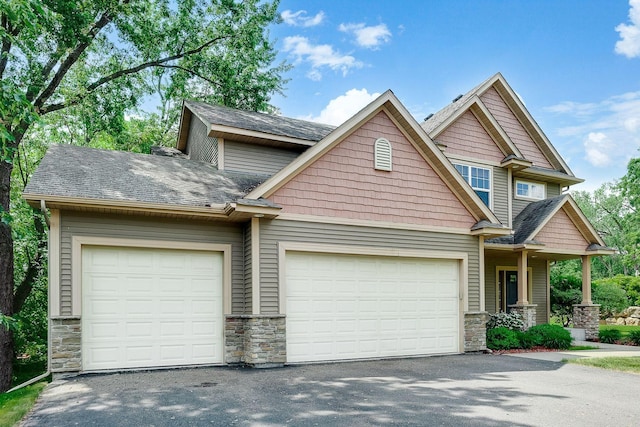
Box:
<box><xmin>6</xmin><ymin>200</ymin><xmax>52</xmax><ymax>393</ymax></box>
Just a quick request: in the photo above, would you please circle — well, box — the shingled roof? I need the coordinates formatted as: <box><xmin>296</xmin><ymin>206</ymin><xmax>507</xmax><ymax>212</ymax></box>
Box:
<box><xmin>487</xmin><ymin>195</ymin><xmax>567</xmax><ymax>245</ymax></box>
<box><xmin>24</xmin><ymin>145</ymin><xmax>271</xmax><ymax>208</ymax></box>
<box><xmin>420</xmin><ymin>78</ymin><xmax>488</xmax><ymax>134</ymax></box>
<box><xmin>185</xmin><ymin>100</ymin><xmax>336</xmax><ymax>143</ymax></box>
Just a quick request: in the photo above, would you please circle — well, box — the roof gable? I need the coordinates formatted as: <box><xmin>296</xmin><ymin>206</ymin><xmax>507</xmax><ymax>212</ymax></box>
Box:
<box><xmin>488</xmin><ymin>194</ymin><xmax>609</xmax><ymax>253</ymax></box>
<box><xmin>246</xmin><ymin>90</ymin><xmax>502</xmax><ymax>226</ymax></box>
<box><xmin>436</xmin><ymin>109</ymin><xmax>508</xmax><ymax>163</ymax></box>
<box><xmin>269</xmin><ymin>110</ymin><xmax>478</xmax><ymax>229</ymax></box>
<box><xmin>480</xmin><ymin>86</ymin><xmax>554</xmax><ymax>169</ymax></box>
<box><xmin>533</xmin><ymin>206</ymin><xmax>592</xmax><ymax>252</ymax></box>
<box><xmin>421</xmin><ymin>73</ymin><xmax>577</xmax><ymax>177</ymax></box>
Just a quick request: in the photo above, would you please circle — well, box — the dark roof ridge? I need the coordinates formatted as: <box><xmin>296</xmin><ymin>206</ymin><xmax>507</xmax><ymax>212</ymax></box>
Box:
<box><xmin>185</xmin><ymin>100</ymin><xmax>336</xmax><ymax>143</ymax></box>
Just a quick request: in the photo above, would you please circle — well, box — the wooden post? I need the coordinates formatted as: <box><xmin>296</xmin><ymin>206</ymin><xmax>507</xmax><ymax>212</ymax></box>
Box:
<box><xmin>517</xmin><ymin>250</ymin><xmax>529</xmax><ymax>304</ymax></box>
<box><xmin>581</xmin><ymin>255</ymin><xmax>592</xmax><ymax>305</ymax></box>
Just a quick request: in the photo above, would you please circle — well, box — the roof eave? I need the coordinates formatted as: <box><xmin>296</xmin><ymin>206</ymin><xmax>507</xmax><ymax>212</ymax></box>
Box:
<box><xmin>24</xmin><ymin>193</ymin><xmax>231</xmax><ymax>220</ymax></box>
<box><xmin>513</xmin><ymin>167</ymin><xmax>584</xmax><ymax>186</ymax></box>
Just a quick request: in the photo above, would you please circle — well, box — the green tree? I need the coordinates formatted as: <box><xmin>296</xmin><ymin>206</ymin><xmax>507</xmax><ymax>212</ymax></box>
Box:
<box><xmin>572</xmin><ymin>183</ymin><xmax>632</xmax><ymax>278</ymax></box>
<box><xmin>592</xmin><ymin>282</ymin><xmax>628</xmax><ymax>319</ymax></box>
<box><xmin>550</xmin><ymin>260</ymin><xmax>583</xmax><ymax>326</ymax></box>
<box><xmin>618</xmin><ymin>157</ymin><xmax>640</xmax><ymax>276</ymax></box>
<box><xmin>0</xmin><ymin>0</ymin><xmax>288</xmax><ymax>392</ymax></box>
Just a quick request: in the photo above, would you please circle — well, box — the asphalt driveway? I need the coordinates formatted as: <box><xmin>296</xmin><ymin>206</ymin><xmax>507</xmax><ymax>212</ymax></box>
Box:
<box><xmin>20</xmin><ymin>354</ymin><xmax>640</xmax><ymax>427</ymax></box>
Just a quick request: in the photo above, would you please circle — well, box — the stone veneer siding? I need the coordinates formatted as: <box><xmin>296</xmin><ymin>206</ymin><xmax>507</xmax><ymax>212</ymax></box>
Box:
<box><xmin>508</xmin><ymin>304</ymin><xmax>538</xmax><ymax>330</ymax></box>
<box><xmin>51</xmin><ymin>317</ymin><xmax>81</xmax><ymax>372</ymax></box>
<box><xmin>573</xmin><ymin>304</ymin><xmax>600</xmax><ymax>340</ymax></box>
<box><xmin>225</xmin><ymin>315</ymin><xmax>286</xmax><ymax>367</ymax></box>
<box><xmin>464</xmin><ymin>312</ymin><xmax>489</xmax><ymax>351</ymax></box>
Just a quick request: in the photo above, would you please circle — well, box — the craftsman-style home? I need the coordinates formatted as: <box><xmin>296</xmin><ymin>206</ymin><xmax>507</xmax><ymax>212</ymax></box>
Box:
<box><xmin>24</xmin><ymin>73</ymin><xmax>611</xmax><ymax>373</ymax></box>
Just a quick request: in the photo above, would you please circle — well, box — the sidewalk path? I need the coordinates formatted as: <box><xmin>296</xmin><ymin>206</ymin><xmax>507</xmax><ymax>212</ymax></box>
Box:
<box><xmin>508</xmin><ymin>340</ymin><xmax>640</xmax><ymax>362</ymax></box>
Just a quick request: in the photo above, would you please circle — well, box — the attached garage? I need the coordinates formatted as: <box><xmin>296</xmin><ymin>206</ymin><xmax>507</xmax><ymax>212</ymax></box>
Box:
<box><xmin>81</xmin><ymin>245</ymin><xmax>225</xmax><ymax>371</ymax></box>
<box><xmin>284</xmin><ymin>250</ymin><xmax>463</xmax><ymax>363</ymax></box>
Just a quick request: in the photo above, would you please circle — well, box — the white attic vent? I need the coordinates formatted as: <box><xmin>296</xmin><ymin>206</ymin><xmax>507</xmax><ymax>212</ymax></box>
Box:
<box><xmin>374</xmin><ymin>138</ymin><xmax>392</xmax><ymax>171</ymax></box>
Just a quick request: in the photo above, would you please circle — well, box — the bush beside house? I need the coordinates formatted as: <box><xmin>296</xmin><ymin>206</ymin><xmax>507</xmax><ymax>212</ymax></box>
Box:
<box><xmin>486</xmin><ymin>312</ymin><xmax>572</xmax><ymax>350</ymax></box>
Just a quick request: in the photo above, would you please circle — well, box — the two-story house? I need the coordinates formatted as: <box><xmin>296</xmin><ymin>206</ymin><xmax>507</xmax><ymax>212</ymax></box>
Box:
<box><xmin>24</xmin><ymin>73</ymin><xmax>612</xmax><ymax>374</ymax></box>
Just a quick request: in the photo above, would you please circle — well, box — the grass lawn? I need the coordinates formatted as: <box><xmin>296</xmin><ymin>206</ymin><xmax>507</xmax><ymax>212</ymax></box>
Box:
<box><xmin>568</xmin><ymin>345</ymin><xmax>599</xmax><ymax>351</ymax></box>
<box><xmin>600</xmin><ymin>324</ymin><xmax>640</xmax><ymax>339</ymax></box>
<box><xmin>0</xmin><ymin>381</ymin><xmax>48</xmax><ymax>427</ymax></box>
<box><xmin>567</xmin><ymin>356</ymin><xmax>640</xmax><ymax>374</ymax></box>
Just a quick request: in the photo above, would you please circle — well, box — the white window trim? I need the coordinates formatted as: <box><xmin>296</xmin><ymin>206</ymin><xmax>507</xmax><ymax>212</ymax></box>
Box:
<box><xmin>514</xmin><ymin>179</ymin><xmax>546</xmax><ymax>201</ymax></box>
<box><xmin>453</xmin><ymin>162</ymin><xmax>492</xmax><ymax>209</ymax></box>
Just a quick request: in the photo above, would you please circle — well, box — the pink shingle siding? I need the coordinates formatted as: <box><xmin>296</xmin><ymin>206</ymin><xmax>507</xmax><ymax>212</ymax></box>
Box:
<box><xmin>534</xmin><ymin>207</ymin><xmax>589</xmax><ymax>251</ymax></box>
<box><xmin>437</xmin><ymin>110</ymin><xmax>505</xmax><ymax>162</ymax></box>
<box><xmin>271</xmin><ymin>111</ymin><xmax>476</xmax><ymax>228</ymax></box>
<box><xmin>481</xmin><ymin>87</ymin><xmax>554</xmax><ymax>169</ymax></box>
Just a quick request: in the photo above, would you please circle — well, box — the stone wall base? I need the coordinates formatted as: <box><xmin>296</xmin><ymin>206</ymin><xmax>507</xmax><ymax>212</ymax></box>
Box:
<box><xmin>464</xmin><ymin>311</ymin><xmax>489</xmax><ymax>352</ymax></box>
<box><xmin>508</xmin><ymin>304</ymin><xmax>538</xmax><ymax>330</ymax></box>
<box><xmin>573</xmin><ymin>304</ymin><xmax>600</xmax><ymax>341</ymax></box>
<box><xmin>225</xmin><ymin>315</ymin><xmax>286</xmax><ymax>368</ymax></box>
<box><xmin>50</xmin><ymin>317</ymin><xmax>82</xmax><ymax>372</ymax></box>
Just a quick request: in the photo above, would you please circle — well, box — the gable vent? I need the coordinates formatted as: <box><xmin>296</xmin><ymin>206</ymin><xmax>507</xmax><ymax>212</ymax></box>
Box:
<box><xmin>374</xmin><ymin>138</ymin><xmax>392</xmax><ymax>171</ymax></box>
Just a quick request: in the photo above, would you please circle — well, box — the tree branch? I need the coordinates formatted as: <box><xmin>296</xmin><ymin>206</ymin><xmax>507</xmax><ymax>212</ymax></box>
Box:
<box><xmin>157</xmin><ymin>64</ymin><xmax>224</xmax><ymax>89</ymax></box>
<box><xmin>40</xmin><ymin>35</ymin><xmax>230</xmax><ymax>115</ymax></box>
<box><xmin>0</xmin><ymin>13</ymin><xmax>12</xmax><ymax>79</ymax></box>
<box><xmin>32</xmin><ymin>6</ymin><xmax>119</xmax><ymax>109</ymax></box>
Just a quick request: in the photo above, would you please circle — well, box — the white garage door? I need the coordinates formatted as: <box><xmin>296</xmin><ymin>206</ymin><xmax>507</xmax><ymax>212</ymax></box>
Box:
<box><xmin>285</xmin><ymin>252</ymin><xmax>460</xmax><ymax>363</ymax></box>
<box><xmin>82</xmin><ymin>246</ymin><xmax>224</xmax><ymax>371</ymax></box>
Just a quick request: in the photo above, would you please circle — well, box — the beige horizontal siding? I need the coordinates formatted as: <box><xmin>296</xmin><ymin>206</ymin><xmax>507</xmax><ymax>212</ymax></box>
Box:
<box><xmin>530</xmin><ymin>258</ymin><xmax>548</xmax><ymax>324</ymax></box>
<box><xmin>492</xmin><ymin>166</ymin><xmax>509</xmax><ymax>225</ymax></box>
<box><xmin>259</xmin><ymin>219</ymin><xmax>480</xmax><ymax>314</ymax></box>
<box><xmin>224</xmin><ymin>140</ymin><xmax>300</xmax><ymax>175</ymax></box>
<box><xmin>59</xmin><ymin>212</ymin><xmax>245</xmax><ymax>315</ymax></box>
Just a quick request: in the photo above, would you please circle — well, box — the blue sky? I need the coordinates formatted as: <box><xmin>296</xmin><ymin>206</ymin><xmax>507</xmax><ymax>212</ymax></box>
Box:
<box><xmin>267</xmin><ymin>0</ymin><xmax>640</xmax><ymax>192</ymax></box>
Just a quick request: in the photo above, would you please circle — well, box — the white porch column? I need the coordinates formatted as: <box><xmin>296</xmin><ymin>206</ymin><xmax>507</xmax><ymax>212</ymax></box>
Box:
<box><xmin>517</xmin><ymin>250</ymin><xmax>529</xmax><ymax>304</ymax></box>
<box><xmin>581</xmin><ymin>255</ymin><xmax>592</xmax><ymax>304</ymax></box>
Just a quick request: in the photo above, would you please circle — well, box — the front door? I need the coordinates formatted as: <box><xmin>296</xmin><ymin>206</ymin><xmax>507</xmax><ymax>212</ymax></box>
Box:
<box><xmin>505</xmin><ymin>271</ymin><xmax>518</xmax><ymax>312</ymax></box>
<box><xmin>498</xmin><ymin>269</ymin><xmax>519</xmax><ymax>312</ymax></box>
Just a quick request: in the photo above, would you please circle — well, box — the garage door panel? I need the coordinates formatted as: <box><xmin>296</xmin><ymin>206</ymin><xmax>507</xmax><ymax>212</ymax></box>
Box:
<box><xmin>82</xmin><ymin>246</ymin><xmax>223</xmax><ymax>370</ymax></box>
<box><xmin>286</xmin><ymin>252</ymin><xmax>460</xmax><ymax>363</ymax></box>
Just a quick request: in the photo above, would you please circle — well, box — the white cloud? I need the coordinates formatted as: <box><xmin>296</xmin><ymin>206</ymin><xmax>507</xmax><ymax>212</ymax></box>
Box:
<box><xmin>302</xmin><ymin>88</ymin><xmax>381</xmax><ymax>126</ymax></box>
<box><xmin>615</xmin><ymin>0</ymin><xmax>640</xmax><ymax>58</ymax></box>
<box><xmin>281</xmin><ymin>10</ymin><xmax>325</xmax><ymax>27</ymax></box>
<box><xmin>544</xmin><ymin>91</ymin><xmax>640</xmax><ymax>168</ymax></box>
<box><xmin>584</xmin><ymin>132</ymin><xmax>613</xmax><ymax>167</ymax></box>
<box><xmin>282</xmin><ymin>36</ymin><xmax>363</xmax><ymax>80</ymax></box>
<box><xmin>338</xmin><ymin>23</ymin><xmax>392</xmax><ymax>49</ymax></box>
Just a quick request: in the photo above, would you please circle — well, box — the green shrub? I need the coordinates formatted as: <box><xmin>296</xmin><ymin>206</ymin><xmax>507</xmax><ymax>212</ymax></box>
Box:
<box><xmin>599</xmin><ymin>328</ymin><xmax>622</xmax><ymax>344</ymax></box>
<box><xmin>487</xmin><ymin>312</ymin><xmax>524</xmax><ymax>331</ymax></box>
<box><xmin>592</xmin><ymin>282</ymin><xmax>628</xmax><ymax>319</ymax></box>
<box><xmin>627</xmin><ymin>330</ymin><xmax>640</xmax><ymax>346</ymax></box>
<box><xmin>527</xmin><ymin>324</ymin><xmax>572</xmax><ymax>349</ymax></box>
<box><xmin>517</xmin><ymin>331</ymin><xmax>540</xmax><ymax>349</ymax></box>
<box><xmin>487</xmin><ymin>327</ymin><xmax>521</xmax><ymax>350</ymax></box>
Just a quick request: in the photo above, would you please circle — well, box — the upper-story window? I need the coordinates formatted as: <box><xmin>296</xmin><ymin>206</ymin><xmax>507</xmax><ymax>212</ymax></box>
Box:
<box><xmin>515</xmin><ymin>180</ymin><xmax>545</xmax><ymax>200</ymax></box>
<box><xmin>453</xmin><ymin>163</ymin><xmax>491</xmax><ymax>207</ymax></box>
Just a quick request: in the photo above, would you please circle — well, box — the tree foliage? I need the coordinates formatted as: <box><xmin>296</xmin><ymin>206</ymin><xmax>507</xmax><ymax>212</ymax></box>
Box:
<box><xmin>0</xmin><ymin>0</ymin><xmax>288</xmax><ymax>392</ymax></box>
<box><xmin>592</xmin><ymin>282</ymin><xmax>628</xmax><ymax>319</ymax></box>
<box><xmin>550</xmin><ymin>261</ymin><xmax>582</xmax><ymax>327</ymax></box>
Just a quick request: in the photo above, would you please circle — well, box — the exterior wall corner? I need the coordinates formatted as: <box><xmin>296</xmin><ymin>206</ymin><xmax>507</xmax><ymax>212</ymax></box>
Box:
<box><xmin>464</xmin><ymin>311</ymin><xmax>490</xmax><ymax>352</ymax></box>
